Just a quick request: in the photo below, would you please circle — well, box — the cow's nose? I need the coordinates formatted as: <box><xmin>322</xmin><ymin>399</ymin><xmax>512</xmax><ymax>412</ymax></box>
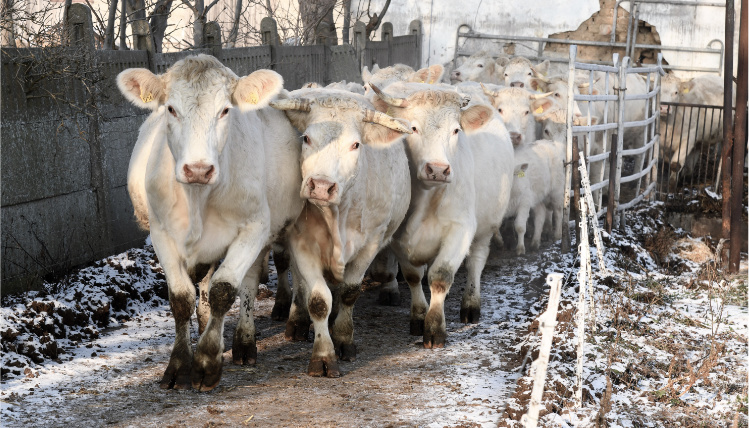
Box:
<box><xmin>308</xmin><ymin>178</ymin><xmax>338</xmax><ymax>201</ymax></box>
<box><xmin>424</xmin><ymin>162</ymin><xmax>451</xmax><ymax>182</ymax></box>
<box><xmin>509</xmin><ymin>132</ymin><xmax>523</xmax><ymax>146</ymax></box>
<box><xmin>510</xmin><ymin>81</ymin><xmax>524</xmax><ymax>88</ymax></box>
<box><xmin>183</xmin><ymin>163</ymin><xmax>215</xmax><ymax>184</ymax></box>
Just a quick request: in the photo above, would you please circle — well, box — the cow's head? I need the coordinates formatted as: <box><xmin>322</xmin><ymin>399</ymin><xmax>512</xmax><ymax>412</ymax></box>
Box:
<box><xmin>372</xmin><ymin>83</ymin><xmax>493</xmax><ymax>186</ymax></box>
<box><xmin>481</xmin><ymin>85</ymin><xmax>552</xmax><ymax>146</ymax></box>
<box><xmin>503</xmin><ymin>57</ymin><xmax>549</xmax><ymax>89</ymax></box>
<box><xmin>659</xmin><ymin>74</ymin><xmax>682</xmax><ymax>115</ymax></box>
<box><xmin>117</xmin><ymin>54</ymin><xmax>283</xmax><ymax>186</ymax></box>
<box><xmin>450</xmin><ymin>51</ymin><xmax>509</xmax><ymax>84</ymax></box>
<box><xmin>271</xmin><ymin>90</ymin><xmax>410</xmax><ymax>206</ymax></box>
<box><xmin>530</xmin><ymin>97</ymin><xmax>598</xmax><ymax>143</ymax></box>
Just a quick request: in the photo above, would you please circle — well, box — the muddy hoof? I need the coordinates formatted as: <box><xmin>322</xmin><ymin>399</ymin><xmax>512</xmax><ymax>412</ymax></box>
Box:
<box><xmin>460</xmin><ymin>306</ymin><xmax>481</xmax><ymax>324</ymax></box>
<box><xmin>423</xmin><ymin>331</ymin><xmax>446</xmax><ymax>349</ymax></box>
<box><xmin>377</xmin><ymin>289</ymin><xmax>401</xmax><ymax>306</ymax></box>
<box><xmin>308</xmin><ymin>357</ymin><xmax>341</xmax><ymax>378</ymax></box>
<box><xmin>231</xmin><ymin>341</ymin><xmax>257</xmax><ymax>365</ymax></box>
<box><xmin>337</xmin><ymin>343</ymin><xmax>357</xmax><ymax>362</ymax></box>
<box><xmin>159</xmin><ymin>363</ymin><xmax>192</xmax><ymax>390</ymax></box>
<box><xmin>190</xmin><ymin>358</ymin><xmax>223</xmax><ymax>392</ymax></box>
<box><xmin>284</xmin><ymin>320</ymin><xmax>310</xmax><ymax>342</ymax></box>
<box><xmin>271</xmin><ymin>301</ymin><xmax>291</xmax><ymax>321</ymax></box>
<box><xmin>409</xmin><ymin>319</ymin><xmax>424</xmax><ymax>336</ymax></box>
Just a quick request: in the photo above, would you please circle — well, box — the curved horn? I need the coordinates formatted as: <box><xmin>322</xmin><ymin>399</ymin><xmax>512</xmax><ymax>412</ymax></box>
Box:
<box><xmin>370</xmin><ymin>84</ymin><xmax>409</xmax><ymax>107</ymax></box>
<box><xmin>362</xmin><ymin>109</ymin><xmax>412</xmax><ymax>134</ymax></box>
<box><xmin>269</xmin><ymin>98</ymin><xmax>311</xmax><ymax>112</ymax></box>
<box><xmin>480</xmin><ymin>83</ymin><xmax>500</xmax><ymax>97</ymax></box>
<box><xmin>532</xmin><ymin>73</ymin><xmax>550</xmax><ymax>83</ymax></box>
<box><xmin>529</xmin><ymin>91</ymin><xmax>554</xmax><ymax>100</ymax></box>
<box><xmin>577</xmin><ymin>82</ymin><xmax>590</xmax><ymax>88</ymax></box>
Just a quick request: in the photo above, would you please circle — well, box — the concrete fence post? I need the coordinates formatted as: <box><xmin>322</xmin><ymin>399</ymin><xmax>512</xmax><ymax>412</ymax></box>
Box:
<box><xmin>260</xmin><ymin>17</ymin><xmax>279</xmax><ymax>46</ymax></box>
<box><xmin>204</xmin><ymin>21</ymin><xmax>222</xmax><ymax>59</ymax></box>
<box><xmin>408</xmin><ymin>19</ymin><xmax>422</xmax><ymax>68</ymax></box>
<box><xmin>381</xmin><ymin>22</ymin><xmax>393</xmax><ymax>41</ymax></box>
<box><xmin>353</xmin><ymin>20</ymin><xmax>366</xmax><ymax>71</ymax></box>
<box><xmin>64</xmin><ymin>4</ymin><xmax>95</xmax><ymax>50</ymax></box>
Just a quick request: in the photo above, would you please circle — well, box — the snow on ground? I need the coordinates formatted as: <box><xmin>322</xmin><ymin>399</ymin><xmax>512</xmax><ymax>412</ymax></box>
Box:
<box><xmin>1</xmin><ymin>202</ymin><xmax>747</xmax><ymax>427</ymax></box>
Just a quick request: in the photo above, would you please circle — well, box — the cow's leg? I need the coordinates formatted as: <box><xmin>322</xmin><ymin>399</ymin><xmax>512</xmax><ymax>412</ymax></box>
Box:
<box><xmin>285</xmin><ymin>260</ymin><xmax>311</xmax><ymax>342</ymax></box>
<box><xmin>150</xmin><ymin>229</ymin><xmax>195</xmax><ymax>390</ymax></box>
<box><xmin>259</xmin><ymin>249</ymin><xmax>270</xmax><ymax>285</ymax></box>
<box><xmin>194</xmin><ymin>263</ymin><xmax>216</xmax><ymax>335</ymax></box>
<box><xmin>371</xmin><ymin>248</ymin><xmax>400</xmax><ymax>306</ymax></box>
<box><xmin>391</xmin><ymin>245</ymin><xmax>427</xmax><ymax>335</ymax></box>
<box><xmin>530</xmin><ymin>204</ymin><xmax>547</xmax><ymax>251</ymax></box>
<box><xmin>232</xmin><ymin>256</ymin><xmax>263</xmax><ymax>366</ymax></box>
<box><xmin>424</xmin><ymin>227</ymin><xmax>473</xmax><ymax>349</ymax></box>
<box><xmin>460</xmin><ymin>234</ymin><xmax>491</xmax><ymax>324</ymax></box>
<box><xmin>191</xmin><ymin>222</ymin><xmax>269</xmax><ymax>392</ymax></box>
<box><xmin>271</xmin><ymin>245</ymin><xmax>292</xmax><ymax>321</ymax></box>
<box><xmin>514</xmin><ymin>204</ymin><xmax>531</xmax><ymax>255</ymax></box>
<box><xmin>331</xmin><ymin>241</ymin><xmax>379</xmax><ymax>362</ymax></box>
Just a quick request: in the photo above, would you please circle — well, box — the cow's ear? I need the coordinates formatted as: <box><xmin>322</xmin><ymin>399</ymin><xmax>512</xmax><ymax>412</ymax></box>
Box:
<box><xmin>460</xmin><ymin>104</ymin><xmax>493</xmax><ymax>134</ymax></box>
<box><xmin>233</xmin><ymin>69</ymin><xmax>284</xmax><ymax>111</ymax></box>
<box><xmin>533</xmin><ymin>60</ymin><xmax>550</xmax><ymax>77</ymax></box>
<box><xmin>529</xmin><ymin>77</ymin><xmax>547</xmax><ymax>92</ymax></box>
<box><xmin>411</xmin><ymin>66</ymin><xmax>431</xmax><ymax>83</ymax></box>
<box><xmin>362</xmin><ymin>118</ymin><xmax>410</xmax><ymax>147</ymax></box>
<box><xmin>117</xmin><ymin>68</ymin><xmax>165</xmax><ymax>110</ymax></box>
<box><xmin>362</xmin><ymin>66</ymin><xmax>372</xmax><ymax>83</ymax></box>
<box><xmin>680</xmin><ymin>80</ymin><xmax>695</xmax><ymax>94</ymax></box>
<box><xmin>427</xmin><ymin>64</ymin><xmax>444</xmax><ymax>83</ymax></box>
<box><xmin>371</xmin><ymin>94</ymin><xmax>391</xmax><ymax>113</ymax></box>
<box><xmin>531</xmin><ymin>98</ymin><xmax>555</xmax><ymax>119</ymax></box>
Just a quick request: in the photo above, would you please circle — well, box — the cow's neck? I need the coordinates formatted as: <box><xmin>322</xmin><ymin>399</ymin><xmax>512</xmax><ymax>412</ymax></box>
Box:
<box><xmin>181</xmin><ymin>182</ymin><xmax>213</xmax><ymax>249</ymax></box>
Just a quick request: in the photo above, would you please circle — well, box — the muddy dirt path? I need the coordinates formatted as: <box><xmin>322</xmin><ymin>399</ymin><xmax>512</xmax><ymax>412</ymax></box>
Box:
<box><xmin>4</xmin><ymin>244</ymin><xmax>566</xmax><ymax>427</ymax></box>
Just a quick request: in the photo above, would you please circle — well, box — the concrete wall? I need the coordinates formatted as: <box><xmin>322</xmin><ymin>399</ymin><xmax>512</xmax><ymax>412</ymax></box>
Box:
<box><xmin>1</xmin><ymin>25</ymin><xmax>419</xmax><ymax>294</ymax></box>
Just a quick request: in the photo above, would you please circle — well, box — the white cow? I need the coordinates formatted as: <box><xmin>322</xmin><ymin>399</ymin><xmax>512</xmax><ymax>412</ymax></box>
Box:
<box><xmin>118</xmin><ymin>55</ymin><xmax>304</xmax><ymax>391</ymax></box>
<box><xmin>660</xmin><ymin>74</ymin><xmax>727</xmax><ymax>171</ymax></box>
<box><xmin>506</xmin><ymin>139</ymin><xmax>565</xmax><ymax>254</ymax></box>
<box><xmin>372</xmin><ymin>82</ymin><xmax>514</xmax><ymax>347</ymax></box>
<box><xmin>362</xmin><ymin>63</ymin><xmax>444</xmax><ymax>96</ymax></box>
<box><xmin>449</xmin><ymin>51</ymin><xmax>509</xmax><ymax>85</ymax></box>
<box><xmin>271</xmin><ymin>89</ymin><xmax>411</xmax><ymax>377</ymax></box>
<box><xmin>480</xmin><ymin>85</ymin><xmax>552</xmax><ymax>147</ymax></box>
<box><xmin>503</xmin><ymin>56</ymin><xmax>550</xmax><ymax>89</ymax></box>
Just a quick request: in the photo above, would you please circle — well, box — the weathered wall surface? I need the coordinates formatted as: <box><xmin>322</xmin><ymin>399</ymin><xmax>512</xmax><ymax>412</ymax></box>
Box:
<box><xmin>358</xmin><ymin>0</ymin><xmax>741</xmax><ymax>79</ymax></box>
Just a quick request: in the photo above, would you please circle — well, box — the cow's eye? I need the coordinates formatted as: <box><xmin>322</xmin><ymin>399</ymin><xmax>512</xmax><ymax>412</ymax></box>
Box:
<box><xmin>453</xmin><ymin>128</ymin><xmax>460</xmax><ymax>135</ymax></box>
<box><xmin>498</xmin><ymin>108</ymin><xmax>503</xmax><ymax>114</ymax></box>
<box><xmin>220</xmin><ymin>107</ymin><xmax>230</xmax><ymax>118</ymax></box>
<box><xmin>504</xmin><ymin>73</ymin><xmax>508</xmax><ymax>77</ymax></box>
<box><xmin>524</xmin><ymin>110</ymin><xmax>530</xmax><ymax>116</ymax></box>
<box><xmin>527</xmin><ymin>72</ymin><xmax>532</xmax><ymax>76</ymax></box>
<box><xmin>477</xmin><ymin>64</ymin><xmax>484</xmax><ymax>68</ymax></box>
<box><xmin>302</xmin><ymin>135</ymin><xmax>310</xmax><ymax>144</ymax></box>
<box><xmin>351</xmin><ymin>142</ymin><xmax>360</xmax><ymax>150</ymax></box>
<box><xmin>411</xmin><ymin>126</ymin><xmax>418</xmax><ymax>134</ymax></box>
<box><xmin>554</xmin><ymin>92</ymin><xmax>561</xmax><ymax>98</ymax></box>
<box><xmin>167</xmin><ymin>105</ymin><xmax>176</xmax><ymax>117</ymax></box>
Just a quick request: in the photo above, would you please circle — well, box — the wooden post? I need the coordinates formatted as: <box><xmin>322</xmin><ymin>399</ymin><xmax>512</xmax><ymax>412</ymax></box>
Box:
<box><xmin>721</xmin><ymin>0</ymin><xmax>735</xmax><ymax>246</ymax></box>
<box><xmin>729</xmin><ymin>0</ymin><xmax>747</xmax><ymax>273</ymax></box>
<box><xmin>606</xmin><ymin>133</ymin><xmax>618</xmax><ymax>233</ymax></box>
<box><xmin>572</xmin><ymin>137</ymin><xmax>581</xmax><ymax>248</ymax></box>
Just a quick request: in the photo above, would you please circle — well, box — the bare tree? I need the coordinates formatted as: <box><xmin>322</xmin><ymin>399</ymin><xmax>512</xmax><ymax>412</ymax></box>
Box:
<box><xmin>225</xmin><ymin>0</ymin><xmax>241</xmax><ymax>47</ymax></box>
<box><xmin>364</xmin><ymin>0</ymin><xmax>389</xmax><ymax>39</ymax></box>
<box><xmin>1</xmin><ymin>0</ymin><xmax>18</xmax><ymax>47</ymax></box>
<box><xmin>103</xmin><ymin>0</ymin><xmax>117</xmax><ymax>49</ymax></box>
<box><xmin>298</xmin><ymin>0</ymin><xmax>337</xmax><ymax>45</ymax></box>
<box><xmin>118</xmin><ymin>0</ymin><xmax>128</xmax><ymax>49</ymax></box>
<box><xmin>149</xmin><ymin>0</ymin><xmax>172</xmax><ymax>51</ymax></box>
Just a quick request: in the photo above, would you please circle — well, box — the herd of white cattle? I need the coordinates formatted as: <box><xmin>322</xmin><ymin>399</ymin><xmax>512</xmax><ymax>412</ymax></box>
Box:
<box><xmin>117</xmin><ymin>49</ymin><xmax>728</xmax><ymax>392</ymax></box>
